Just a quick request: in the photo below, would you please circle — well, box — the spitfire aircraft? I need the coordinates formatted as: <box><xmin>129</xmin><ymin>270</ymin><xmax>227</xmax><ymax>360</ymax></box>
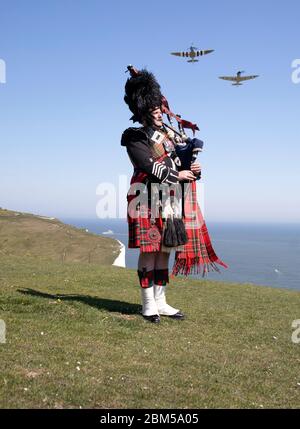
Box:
<box><xmin>219</xmin><ymin>70</ymin><xmax>259</xmax><ymax>86</ymax></box>
<box><xmin>171</xmin><ymin>45</ymin><xmax>214</xmax><ymax>63</ymax></box>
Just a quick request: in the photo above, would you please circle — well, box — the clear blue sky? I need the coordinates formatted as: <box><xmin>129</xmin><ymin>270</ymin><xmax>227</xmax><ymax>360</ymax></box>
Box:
<box><xmin>0</xmin><ymin>0</ymin><xmax>299</xmax><ymax>222</ymax></box>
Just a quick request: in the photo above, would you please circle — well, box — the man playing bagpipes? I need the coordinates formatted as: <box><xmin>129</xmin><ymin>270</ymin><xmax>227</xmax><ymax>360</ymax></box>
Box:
<box><xmin>121</xmin><ymin>65</ymin><xmax>227</xmax><ymax>323</ymax></box>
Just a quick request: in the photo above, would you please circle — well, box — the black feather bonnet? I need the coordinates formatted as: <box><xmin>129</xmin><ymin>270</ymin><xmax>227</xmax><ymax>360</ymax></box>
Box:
<box><xmin>124</xmin><ymin>68</ymin><xmax>163</xmax><ymax>123</ymax></box>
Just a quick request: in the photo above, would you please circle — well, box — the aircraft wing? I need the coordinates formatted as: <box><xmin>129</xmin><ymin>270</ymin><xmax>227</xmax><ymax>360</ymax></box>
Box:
<box><xmin>171</xmin><ymin>51</ymin><xmax>189</xmax><ymax>57</ymax></box>
<box><xmin>219</xmin><ymin>76</ymin><xmax>238</xmax><ymax>82</ymax></box>
<box><xmin>196</xmin><ymin>49</ymin><xmax>214</xmax><ymax>56</ymax></box>
<box><xmin>239</xmin><ymin>75</ymin><xmax>259</xmax><ymax>81</ymax></box>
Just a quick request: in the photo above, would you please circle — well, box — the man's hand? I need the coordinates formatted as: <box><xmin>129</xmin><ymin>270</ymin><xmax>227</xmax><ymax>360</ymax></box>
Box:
<box><xmin>178</xmin><ymin>170</ymin><xmax>196</xmax><ymax>181</ymax></box>
<box><xmin>190</xmin><ymin>162</ymin><xmax>201</xmax><ymax>176</ymax></box>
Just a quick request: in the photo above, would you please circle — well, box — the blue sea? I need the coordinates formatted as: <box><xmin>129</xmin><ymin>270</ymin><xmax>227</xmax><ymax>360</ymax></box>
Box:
<box><xmin>61</xmin><ymin>218</ymin><xmax>300</xmax><ymax>291</ymax></box>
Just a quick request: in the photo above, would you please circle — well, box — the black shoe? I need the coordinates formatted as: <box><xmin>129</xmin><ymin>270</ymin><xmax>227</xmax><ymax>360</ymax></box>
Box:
<box><xmin>166</xmin><ymin>311</ymin><xmax>185</xmax><ymax>320</ymax></box>
<box><xmin>142</xmin><ymin>314</ymin><xmax>160</xmax><ymax>323</ymax></box>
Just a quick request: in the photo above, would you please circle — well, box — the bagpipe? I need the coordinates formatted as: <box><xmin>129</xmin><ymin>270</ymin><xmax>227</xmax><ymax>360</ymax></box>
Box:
<box><xmin>159</xmin><ymin>91</ymin><xmax>204</xmax><ymax>248</ymax></box>
<box><xmin>162</xmin><ymin>122</ymin><xmax>203</xmax><ymax>180</ymax></box>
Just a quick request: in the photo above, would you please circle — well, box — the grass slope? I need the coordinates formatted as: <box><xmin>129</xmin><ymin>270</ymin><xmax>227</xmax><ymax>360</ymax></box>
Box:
<box><xmin>0</xmin><ymin>208</ymin><xmax>120</xmax><ymax>265</ymax></box>
<box><xmin>1</xmin><ymin>254</ymin><xmax>300</xmax><ymax>408</ymax></box>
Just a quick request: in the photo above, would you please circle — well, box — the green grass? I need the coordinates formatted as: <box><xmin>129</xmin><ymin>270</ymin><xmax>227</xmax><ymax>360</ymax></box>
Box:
<box><xmin>0</xmin><ymin>207</ymin><xmax>120</xmax><ymax>265</ymax></box>
<box><xmin>1</xmin><ymin>254</ymin><xmax>300</xmax><ymax>409</ymax></box>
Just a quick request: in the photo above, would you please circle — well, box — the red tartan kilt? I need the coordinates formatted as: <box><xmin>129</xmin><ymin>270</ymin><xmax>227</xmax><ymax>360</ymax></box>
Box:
<box><xmin>126</xmin><ymin>185</ymin><xmax>181</xmax><ymax>253</ymax></box>
<box><xmin>127</xmin><ymin>168</ymin><xmax>166</xmax><ymax>253</ymax></box>
<box><xmin>127</xmin><ymin>205</ymin><xmax>164</xmax><ymax>253</ymax></box>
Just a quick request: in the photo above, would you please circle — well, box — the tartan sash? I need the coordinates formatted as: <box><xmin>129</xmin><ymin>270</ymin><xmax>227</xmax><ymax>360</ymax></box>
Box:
<box><xmin>171</xmin><ymin>180</ymin><xmax>228</xmax><ymax>276</ymax></box>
